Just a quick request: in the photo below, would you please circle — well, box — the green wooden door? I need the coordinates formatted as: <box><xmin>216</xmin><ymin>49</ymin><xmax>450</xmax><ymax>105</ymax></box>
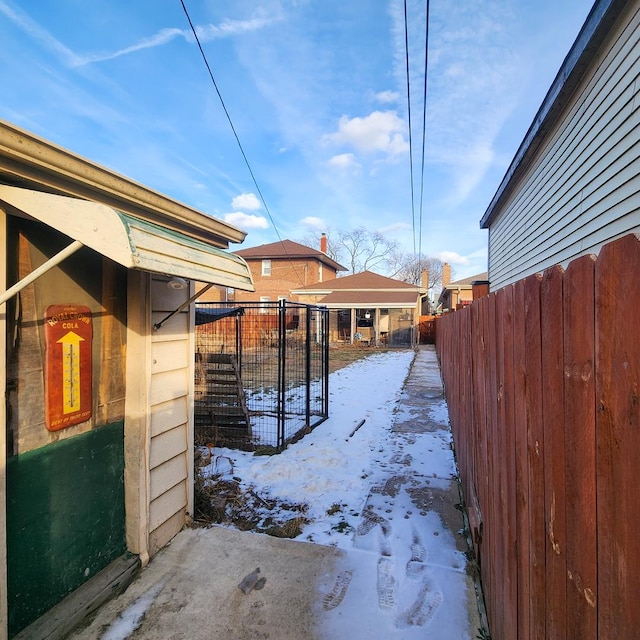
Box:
<box><xmin>6</xmin><ymin>421</ymin><xmax>126</xmax><ymax>637</ymax></box>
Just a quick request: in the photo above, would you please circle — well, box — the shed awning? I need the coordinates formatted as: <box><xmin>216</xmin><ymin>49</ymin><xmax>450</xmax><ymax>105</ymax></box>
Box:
<box><xmin>0</xmin><ymin>185</ymin><xmax>255</xmax><ymax>291</ymax></box>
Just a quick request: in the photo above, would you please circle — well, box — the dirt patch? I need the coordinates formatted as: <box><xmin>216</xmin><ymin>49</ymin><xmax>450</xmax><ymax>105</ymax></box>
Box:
<box><xmin>328</xmin><ymin>345</ymin><xmax>395</xmax><ymax>374</ymax></box>
<box><xmin>193</xmin><ymin>464</ymin><xmax>309</xmax><ymax>538</ymax></box>
<box><xmin>406</xmin><ymin>482</ymin><xmax>469</xmax><ymax>553</ymax></box>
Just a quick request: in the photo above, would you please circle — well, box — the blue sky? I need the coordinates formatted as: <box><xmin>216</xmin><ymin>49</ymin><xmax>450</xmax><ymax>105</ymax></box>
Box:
<box><xmin>0</xmin><ymin>0</ymin><xmax>593</xmax><ymax>279</ymax></box>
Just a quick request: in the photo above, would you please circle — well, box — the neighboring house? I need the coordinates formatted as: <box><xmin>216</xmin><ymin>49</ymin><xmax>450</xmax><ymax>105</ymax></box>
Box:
<box><xmin>292</xmin><ymin>270</ymin><xmax>425</xmax><ymax>346</ymax></box>
<box><xmin>229</xmin><ymin>236</ymin><xmax>346</xmax><ymax>304</ymax></box>
<box><xmin>437</xmin><ymin>268</ymin><xmax>489</xmax><ymax>312</ymax></box>
<box><xmin>480</xmin><ymin>0</ymin><xmax>636</xmax><ymax>290</ymax></box>
<box><xmin>0</xmin><ymin>120</ymin><xmax>254</xmax><ymax>639</ymax></box>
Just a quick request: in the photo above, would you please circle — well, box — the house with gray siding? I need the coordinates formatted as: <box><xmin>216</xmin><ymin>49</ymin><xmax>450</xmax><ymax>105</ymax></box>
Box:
<box><xmin>480</xmin><ymin>0</ymin><xmax>638</xmax><ymax>290</ymax></box>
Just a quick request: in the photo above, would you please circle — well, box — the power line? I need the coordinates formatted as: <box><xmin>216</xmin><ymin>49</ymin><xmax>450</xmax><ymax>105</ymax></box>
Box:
<box><xmin>179</xmin><ymin>0</ymin><xmax>309</xmax><ymax>289</ymax></box>
<box><xmin>418</xmin><ymin>0</ymin><xmax>430</xmax><ymax>262</ymax></box>
<box><xmin>403</xmin><ymin>0</ymin><xmax>417</xmax><ymax>256</ymax></box>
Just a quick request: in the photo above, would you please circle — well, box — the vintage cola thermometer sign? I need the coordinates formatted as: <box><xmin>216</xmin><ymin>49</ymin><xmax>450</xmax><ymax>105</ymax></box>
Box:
<box><xmin>44</xmin><ymin>304</ymin><xmax>93</xmax><ymax>431</ymax></box>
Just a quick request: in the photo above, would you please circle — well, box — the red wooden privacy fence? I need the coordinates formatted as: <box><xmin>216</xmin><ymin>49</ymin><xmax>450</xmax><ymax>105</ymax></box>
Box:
<box><xmin>436</xmin><ymin>233</ymin><xmax>640</xmax><ymax>640</ymax></box>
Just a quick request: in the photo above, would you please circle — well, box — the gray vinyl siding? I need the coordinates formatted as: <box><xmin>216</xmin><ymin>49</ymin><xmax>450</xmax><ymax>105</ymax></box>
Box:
<box><xmin>488</xmin><ymin>2</ymin><xmax>640</xmax><ymax>290</ymax></box>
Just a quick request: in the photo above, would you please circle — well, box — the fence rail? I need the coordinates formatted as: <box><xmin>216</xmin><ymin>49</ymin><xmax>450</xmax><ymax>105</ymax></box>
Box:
<box><xmin>436</xmin><ymin>233</ymin><xmax>640</xmax><ymax>640</ymax></box>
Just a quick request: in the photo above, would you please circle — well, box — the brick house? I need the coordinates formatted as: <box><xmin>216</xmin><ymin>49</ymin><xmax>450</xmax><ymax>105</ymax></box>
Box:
<box><xmin>437</xmin><ymin>264</ymin><xmax>489</xmax><ymax>312</ymax></box>
<box><xmin>226</xmin><ymin>236</ymin><xmax>346</xmax><ymax>303</ymax></box>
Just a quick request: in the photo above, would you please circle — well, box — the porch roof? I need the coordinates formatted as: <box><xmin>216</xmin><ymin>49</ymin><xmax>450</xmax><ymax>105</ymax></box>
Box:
<box><xmin>319</xmin><ymin>290</ymin><xmax>419</xmax><ymax>307</ymax></box>
<box><xmin>0</xmin><ymin>185</ymin><xmax>255</xmax><ymax>291</ymax></box>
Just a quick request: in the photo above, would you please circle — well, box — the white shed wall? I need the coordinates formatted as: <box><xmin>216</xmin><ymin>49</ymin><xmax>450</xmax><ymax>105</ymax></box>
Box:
<box><xmin>488</xmin><ymin>2</ymin><xmax>640</xmax><ymax>290</ymax></box>
<box><xmin>147</xmin><ymin>277</ymin><xmax>194</xmax><ymax>556</ymax></box>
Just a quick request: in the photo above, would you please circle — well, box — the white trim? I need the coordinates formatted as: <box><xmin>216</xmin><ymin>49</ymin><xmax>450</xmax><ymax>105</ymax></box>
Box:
<box><xmin>0</xmin><ymin>210</ymin><xmax>7</xmax><ymax>640</ymax></box>
<box><xmin>124</xmin><ymin>270</ymin><xmax>151</xmax><ymax>567</ymax></box>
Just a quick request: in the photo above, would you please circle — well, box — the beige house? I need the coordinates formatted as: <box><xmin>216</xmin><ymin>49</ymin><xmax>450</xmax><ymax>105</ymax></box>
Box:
<box><xmin>0</xmin><ymin>120</ymin><xmax>254</xmax><ymax>638</ymax></box>
<box><xmin>481</xmin><ymin>0</ymin><xmax>638</xmax><ymax>290</ymax></box>
<box><xmin>292</xmin><ymin>270</ymin><xmax>425</xmax><ymax>347</ymax></box>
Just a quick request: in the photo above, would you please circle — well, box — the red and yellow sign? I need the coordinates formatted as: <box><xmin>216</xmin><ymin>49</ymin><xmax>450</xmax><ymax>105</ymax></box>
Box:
<box><xmin>44</xmin><ymin>304</ymin><xmax>93</xmax><ymax>431</ymax></box>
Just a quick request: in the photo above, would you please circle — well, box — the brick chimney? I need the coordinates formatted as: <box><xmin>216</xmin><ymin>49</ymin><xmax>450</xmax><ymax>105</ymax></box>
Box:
<box><xmin>421</xmin><ymin>269</ymin><xmax>429</xmax><ymax>290</ymax></box>
<box><xmin>320</xmin><ymin>232</ymin><xmax>328</xmax><ymax>254</ymax></box>
<box><xmin>442</xmin><ymin>262</ymin><xmax>451</xmax><ymax>287</ymax></box>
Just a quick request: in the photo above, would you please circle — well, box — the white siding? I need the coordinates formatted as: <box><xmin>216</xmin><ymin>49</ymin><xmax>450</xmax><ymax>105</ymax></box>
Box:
<box><xmin>488</xmin><ymin>3</ymin><xmax>640</xmax><ymax>290</ymax></box>
<box><xmin>147</xmin><ymin>276</ymin><xmax>193</xmax><ymax>552</ymax></box>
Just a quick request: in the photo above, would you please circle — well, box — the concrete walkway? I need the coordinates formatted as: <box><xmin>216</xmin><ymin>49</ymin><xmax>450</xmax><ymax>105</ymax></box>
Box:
<box><xmin>67</xmin><ymin>346</ymin><xmax>483</xmax><ymax>640</ymax></box>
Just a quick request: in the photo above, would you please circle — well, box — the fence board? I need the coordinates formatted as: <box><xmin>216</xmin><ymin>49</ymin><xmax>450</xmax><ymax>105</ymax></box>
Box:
<box><xmin>540</xmin><ymin>265</ymin><xmax>567</xmax><ymax>640</ymax></box>
<box><xmin>564</xmin><ymin>254</ymin><xmax>597</xmax><ymax>638</ymax></box>
<box><xmin>470</xmin><ymin>297</ymin><xmax>488</xmax><ymax>560</ymax></box>
<box><xmin>437</xmin><ymin>233</ymin><xmax>640</xmax><ymax>640</ymax></box>
<box><xmin>524</xmin><ymin>274</ymin><xmax>545</xmax><ymax>640</ymax></box>
<box><xmin>512</xmin><ymin>278</ymin><xmax>530</xmax><ymax>640</ymax></box>
<box><xmin>499</xmin><ymin>285</ymin><xmax>517</xmax><ymax>639</ymax></box>
<box><xmin>486</xmin><ymin>293</ymin><xmax>500</xmax><ymax>635</ymax></box>
<box><xmin>596</xmin><ymin>234</ymin><xmax>640</xmax><ymax>639</ymax></box>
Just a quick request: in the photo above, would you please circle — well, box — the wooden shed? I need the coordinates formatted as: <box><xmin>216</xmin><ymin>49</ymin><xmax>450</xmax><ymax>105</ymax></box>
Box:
<box><xmin>0</xmin><ymin>120</ymin><xmax>254</xmax><ymax>638</ymax></box>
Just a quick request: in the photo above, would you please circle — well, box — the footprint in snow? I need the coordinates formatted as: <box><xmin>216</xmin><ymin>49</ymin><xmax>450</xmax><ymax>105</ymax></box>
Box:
<box><xmin>323</xmin><ymin>570</ymin><xmax>353</xmax><ymax>611</ymax></box>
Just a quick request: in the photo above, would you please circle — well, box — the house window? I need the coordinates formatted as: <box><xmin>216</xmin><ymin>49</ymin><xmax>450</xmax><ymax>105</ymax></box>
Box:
<box><xmin>260</xmin><ymin>295</ymin><xmax>270</xmax><ymax>313</ymax></box>
<box><xmin>262</xmin><ymin>259</ymin><xmax>271</xmax><ymax>276</ymax></box>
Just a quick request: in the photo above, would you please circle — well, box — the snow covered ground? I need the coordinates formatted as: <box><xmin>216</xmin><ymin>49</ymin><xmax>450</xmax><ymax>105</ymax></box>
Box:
<box><xmin>87</xmin><ymin>348</ymin><xmax>481</xmax><ymax>640</ymax></box>
<box><xmin>199</xmin><ymin>348</ymin><xmax>481</xmax><ymax>639</ymax></box>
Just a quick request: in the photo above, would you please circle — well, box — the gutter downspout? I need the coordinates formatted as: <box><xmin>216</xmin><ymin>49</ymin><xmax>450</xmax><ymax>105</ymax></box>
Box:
<box><xmin>0</xmin><ymin>239</ymin><xmax>84</xmax><ymax>306</ymax></box>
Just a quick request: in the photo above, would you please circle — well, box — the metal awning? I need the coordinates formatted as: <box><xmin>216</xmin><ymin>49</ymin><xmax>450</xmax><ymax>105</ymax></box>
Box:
<box><xmin>0</xmin><ymin>185</ymin><xmax>255</xmax><ymax>292</ymax></box>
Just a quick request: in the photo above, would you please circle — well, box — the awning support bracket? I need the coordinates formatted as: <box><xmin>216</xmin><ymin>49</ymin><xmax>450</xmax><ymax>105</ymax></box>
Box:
<box><xmin>153</xmin><ymin>283</ymin><xmax>213</xmax><ymax>331</ymax></box>
<box><xmin>0</xmin><ymin>239</ymin><xmax>84</xmax><ymax>306</ymax></box>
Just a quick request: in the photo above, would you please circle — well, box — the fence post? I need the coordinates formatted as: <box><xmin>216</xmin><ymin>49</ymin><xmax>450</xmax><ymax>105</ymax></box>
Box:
<box><xmin>305</xmin><ymin>307</ymin><xmax>311</xmax><ymax>429</ymax></box>
<box><xmin>277</xmin><ymin>300</ymin><xmax>287</xmax><ymax>450</ymax></box>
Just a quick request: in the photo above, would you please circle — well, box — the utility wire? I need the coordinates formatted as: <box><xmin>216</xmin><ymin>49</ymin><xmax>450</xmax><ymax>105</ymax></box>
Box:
<box><xmin>417</xmin><ymin>0</ymin><xmax>430</xmax><ymax>264</ymax></box>
<box><xmin>179</xmin><ymin>0</ymin><xmax>309</xmax><ymax>289</ymax></box>
<box><xmin>403</xmin><ymin>0</ymin><xmax>417</xmax><ymax>256</ymax></box>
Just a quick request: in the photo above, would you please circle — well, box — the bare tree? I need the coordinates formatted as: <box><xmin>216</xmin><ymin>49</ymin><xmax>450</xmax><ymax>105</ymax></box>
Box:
<box><xmin>334</xmin><ymin>227</ymin><xmax>399</xmax><ymax>274</ymax></box>
<box><xmin>297</xmin><ymin>227</ymin><xmax>398</xmax><ymax>275</ymax></box>
<box><xmin>389</xmin><ymin>252</ymin><xmax>450</xmax><ymax>294</ymax></box>
<box><xmin>297</xmin><ymin>231</ymin><xmax>342</xmax><ymax>263</ymax></box>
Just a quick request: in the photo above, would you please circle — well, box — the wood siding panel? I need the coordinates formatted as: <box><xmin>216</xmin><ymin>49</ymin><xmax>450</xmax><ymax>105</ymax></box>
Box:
<box><xmin>149</xmin><ymin>509</ymin><xmax>186</xmax><ymax>557</ymax></box>
<box><xmin>150</xmin><ymin>397</ymin><xmax>189</xmax><ymax>438</ymax></box>
<box><xmin>149</xmin><ymin>482</ymin><xmax>187</xmax><ymax>533</ymax></box>
<box><xmin>149</xmin><ymin>369</ymin><xmax>188</xmax><ymax>406</ymax></box>
<box><xmin>488</xmin><ymin>7</ymin><xmax>640</xmax><ymax>290</ymax></box>
<box><xmin>151</xmin><ymin>339</ymin><xmax>189</xmax><ymax>374</ymax></box>
<box><xmin>149</xmin><ymin>426</ymin><xmax>187</xmax><ymax>470</ymax></box>
<box><xmin>150</xmin><ymin>311</ymin><xmax>189</xmax><ymax>342</ymax></box>
<box><xmin>146</xmin><ymin>278</ymin><xmax>192</xmax><ymax>556</ymax></box>
<box><xmin>150</xmin><ymin>453</ymin><xmax>188</xmax><ymax>502</ymax></box>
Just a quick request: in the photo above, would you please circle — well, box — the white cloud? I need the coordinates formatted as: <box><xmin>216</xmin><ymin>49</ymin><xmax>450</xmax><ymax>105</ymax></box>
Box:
<box><xmin>323</xmin><ymin>110</ymin><xmax>408</xmax><ymax>157</ymax></box>
<box><xmin>434</xmin><ymin>251</ymin><xmax>470</xmax><ymax>266</ymax></box>
<box><xmin>300</xmin><ymin>216</ymin><xmax>326</xmax><ymax>231</ymax></box>
<box><xmin>231</xmin><ymin>193</ymin><xmax>261</xmax><ymax>211</ymax></box>
<box><xmin>73</xmin><ymin>11</ymin><xmax>283</xmax><ymax>66</ymax></box>
<box><xmin>375</xmin><ymin>90</ymin><xmax>399</xmax><ymax>104</ymax></box>
<box><xmin>224</xmin><ymin>212</ymin><xmax>269</xmax><ymax>229</ymax></box>
<box><xmin>327</xmin><ymin>153</ymin><xmax>360</xmax><ymax>170</ymax></box>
